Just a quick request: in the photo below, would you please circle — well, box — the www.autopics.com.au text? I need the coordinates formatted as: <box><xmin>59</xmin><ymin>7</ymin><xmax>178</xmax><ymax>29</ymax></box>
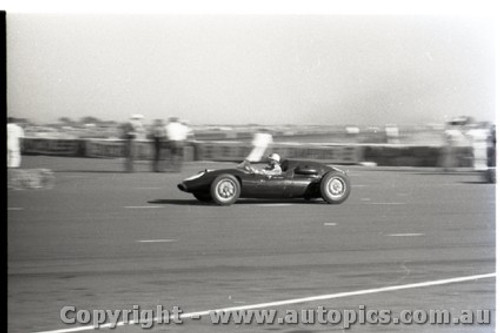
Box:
<box><xmin>60</xmin><ymin>305</ymin><xmax>492</xmax><ymax>329</ymax></box>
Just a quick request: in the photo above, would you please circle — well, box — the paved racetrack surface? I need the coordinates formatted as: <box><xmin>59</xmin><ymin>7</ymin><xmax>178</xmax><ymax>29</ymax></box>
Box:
<box><xmin>8</xmin><ymin>156</ymin><xmax>496</xmax><ymax>333</ymax></box>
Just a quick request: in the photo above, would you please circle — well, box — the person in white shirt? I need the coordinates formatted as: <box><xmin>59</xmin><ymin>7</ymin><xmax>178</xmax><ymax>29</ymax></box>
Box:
<box><xmin>122</xmin><ymin>114</ymin><xmax>145</xmax><ymax>172</ymax></box>
<box><xmin>165</xmin><ymin>117</ymin><xmax>189</xmax><ymax>172</ymax></box>
<box><xmin>150</xmin><ymin>119</ymin><xmax>167</xmax><ymax>172</ymax></box>
<box><xmin>442</xmin><ymin>126</ymin><xmax>464</xmax><ymax>171</ymax></box>
<box><xmin>466</xmin><ymin>124</ymin><xmax>490</xmax><ymax>172</ymax></box>
<box><xmin>7</xmin><ymin>117</ymin><xmax>25</xmax><ymax>168</ymax></box>
<box><xmin>246</xmin><ymin>131</ymin><xmax>273</xmax><ymax>162</ymax></box>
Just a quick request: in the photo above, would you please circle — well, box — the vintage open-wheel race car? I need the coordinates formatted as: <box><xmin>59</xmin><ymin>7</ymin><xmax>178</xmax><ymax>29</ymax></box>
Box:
<box><xmin>178</xmin><ymin>159</ymin><xmax>351</xmax><ymax>205</ymax></box>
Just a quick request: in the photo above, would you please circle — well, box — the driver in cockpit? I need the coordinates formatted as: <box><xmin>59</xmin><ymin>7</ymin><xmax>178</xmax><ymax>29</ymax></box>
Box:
<box><xmin>241</xmin><ymin>153</ymin><xmax>282</xmax><ymax>176</ymax></box>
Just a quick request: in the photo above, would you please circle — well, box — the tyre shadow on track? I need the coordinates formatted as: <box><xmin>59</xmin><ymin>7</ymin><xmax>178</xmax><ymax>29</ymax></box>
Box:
<box><xmin>148</xmin><ymin>199</ymin><xmax>210</xmax><ymax>206</ymax></box>
<box><xmin>459</xmin><ymin>181</ymin><xmax>493</xmax><ymax>185</ymax></box>
<box><xmin>148</xmin><ymin>199</ymin><xmax>326</xmax><ymax>206</ymax></box>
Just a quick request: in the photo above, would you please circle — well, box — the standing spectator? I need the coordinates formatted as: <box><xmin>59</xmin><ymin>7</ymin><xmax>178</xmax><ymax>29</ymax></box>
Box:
<box><xmin>466</xmin><ymin>123</ymin><xmax>490</xmax><ymax>172</ymax></box>
<box><xmin>487</xmin><ymin>124</ymin><xmax>496</xmax><ymax>168</ymax></box>
<box><xmin>165</xmin><ymin>117</ymin><xmax>189</xmax><ymax>172</ymax></box>
<box><xmin>441</xmin><ymin>124</ymin><xmax>466</xmax><ymax>171</ymax></box>
<box><xmin>247</xmin><ymin>130</ymin><xmax>273</xmax><ymax>162</ymax></box>
<box><xmin>7</xmin><ymin>117</ymin><xmax>24</xmax><ymax>168</ymax></box>
<box><xmin>150</xmin><ymin>119</ymin><xmax>166</xmax><ymax>172</ymax></box>
<box><xmin>485</xmin><ymin>124</ymin><xmax>496</xmax><ymax>183</ymax></box>
<box><xmin>121</xmin><ymin>114</ymin><xmax>145</xmax><ymax>172</ymax></box>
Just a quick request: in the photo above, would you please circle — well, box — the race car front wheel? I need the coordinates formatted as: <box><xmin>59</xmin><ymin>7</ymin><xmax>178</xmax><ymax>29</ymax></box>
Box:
<box><xmin>320</xmin><ymin>171</ymin><xmax>351</xmax><ymax>204</ymax></box>
<box><xmin>211</xmin><ymin>174</ymin><xmax>241</xmax><ymax>205</ymax></box>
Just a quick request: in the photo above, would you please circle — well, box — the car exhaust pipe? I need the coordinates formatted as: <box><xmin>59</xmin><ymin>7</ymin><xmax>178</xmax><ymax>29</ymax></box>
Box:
<box><xmin>177</xmin><ymin>183</ymin><xmax>187</xmax><ymax>192</ymax></box>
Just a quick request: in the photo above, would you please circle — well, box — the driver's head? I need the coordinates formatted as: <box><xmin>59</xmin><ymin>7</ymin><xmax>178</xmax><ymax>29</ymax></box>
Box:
<box><xmin>268</xmin><ymin>153</ymin><xmax>281</xmax><ymax>165</ymax></box>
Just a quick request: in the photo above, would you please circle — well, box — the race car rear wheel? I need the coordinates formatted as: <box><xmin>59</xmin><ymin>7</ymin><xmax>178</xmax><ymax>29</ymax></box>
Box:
<box><xmin>193</xmin><ymin>192</ymin><xmax>212</xmax><ymax>202</ymax></box>
<box><xmin>210</xmin><ymin>174</ymin><xmax>241</xmax><ymax>205</ymax></box>
<box><xmin>320</xmin><ymin>171</ymin><xmax>351</xmax><ymax>204</ymax></box>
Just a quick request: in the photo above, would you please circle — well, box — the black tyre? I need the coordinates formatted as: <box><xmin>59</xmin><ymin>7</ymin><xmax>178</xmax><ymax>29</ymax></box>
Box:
<box><xmin>193</xmin><ymin>192</ymin><xmax>212</xmax><ymax>202</ymax></box>
<box><xmin>210</xmin><ymin>174</ymin><xmax>241</xmax><ymax>205</ymax></box>
<box><xmin>320</xmin><ymin>171</ymin><xmax>351</xmax><ymax>204</ymax></box>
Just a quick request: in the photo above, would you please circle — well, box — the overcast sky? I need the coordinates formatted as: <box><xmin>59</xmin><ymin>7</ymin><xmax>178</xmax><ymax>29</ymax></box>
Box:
<box><xmin>6</xmin><ymin>13</ymin><xmax>496</xmax><ymax>125</ymax></box>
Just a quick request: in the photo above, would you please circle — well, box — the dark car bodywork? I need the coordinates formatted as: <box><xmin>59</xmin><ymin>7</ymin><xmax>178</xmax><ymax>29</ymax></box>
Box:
<box><xmin>178</xmin><ymin>159</ymin><xmax>350</xmax><ymax>204</ymax></box>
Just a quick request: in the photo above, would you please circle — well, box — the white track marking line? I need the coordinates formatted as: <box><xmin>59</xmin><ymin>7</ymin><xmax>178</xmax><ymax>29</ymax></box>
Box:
<box><xmin>32</xmin><ymin>272</ymin><xmax>495</xmax><ymax>333</ymax></box>
<box><xmin>136</xmin><ymin>239</ymin><xmax>177</xmax><ymax>243</ymax></box>
<box><xmin>387</xmin><ymin>233</ymin><xmax>424</xmax><ymax>237</ymax></box>
<box><xmin>124</xmin><ymin>206</ymin><xmax>162</xmax><ymax>209</ymax></box>
<box><xmin>8</xmin><ymin>207</ymin><xmax>24</xmax><ymax>211</ymax></box>
<box><xmin>324</xmin><ymin>223</ymin><xmax>337</xmax><ymax>226</ymax></box>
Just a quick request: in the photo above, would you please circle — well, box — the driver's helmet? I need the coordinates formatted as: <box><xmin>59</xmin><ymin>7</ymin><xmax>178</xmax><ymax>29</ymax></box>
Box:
<box><xmin>268</xmin><ymin>153</ymin><xmax>281</xmax><ymax>164</ymax></box>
